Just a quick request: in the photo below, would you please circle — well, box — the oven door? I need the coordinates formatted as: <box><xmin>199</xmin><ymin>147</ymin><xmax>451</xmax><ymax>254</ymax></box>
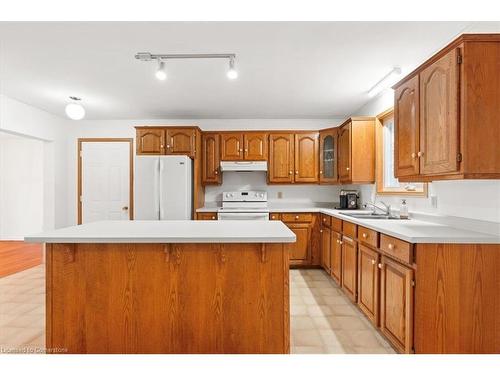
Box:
<box><xmin>217</xmin><ymin>212</ymin><xmax>269</xmax><ymax>221</ymax></box>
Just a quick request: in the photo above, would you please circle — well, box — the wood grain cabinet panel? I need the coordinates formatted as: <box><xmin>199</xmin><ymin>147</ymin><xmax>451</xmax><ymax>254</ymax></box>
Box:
<box><xmin>244</xmin><ymin>133</ymin><xmax>268</xmax><ymax>161</ymax></box>
<box><xmin>330</xmin><ymin>231</ymin><xmax>342</xmax><ymax>285</ymax></box>
<box><xmin>357</xmin><ymin>245</ymin><xmax>380</xmax><ymax>325</ymax></box>
<box><xmin>268</xmin><ymin>134</ymin><xmax>294</xmax><ymax>183</ymax></box>
<box><xmin>285</xmin><ymin>223</ymin><xmax>311</xmax><ymax>266</ymax></box>
<box><xmin>380</xmin><ymin>255</ymin><xmax>414</xmax><ymax>354</ymax></box>
<box><xmin>341</xmin><ymin>236</ymin><xmax>357</xmax><ymax>302</ymax></box>
<box><xmin>221</xmin><ymin>133</ymin><xmax>244</xmax><ymax>160</ymax></box>
<box><xmin>201</xmin><ymin>133</ymin><xmax>221</xmax><ymax>184</ymax></box>
<box><xmin>196</xmin><ymin>212</ymin><xmax>218</xmax><ymax>220</ymax></box>
<box><xmin>281</xmin><ymin>213</ymin><xmax>313</xmax><ymax>223</ymax></box>
<box><xmin>136</xmin><ymin>128</ymin><xmax>165</xmax><ymax>155</ymax></box>
<box><xmin>394</xmin><ymin>75</ymin><xmax>420</xmax><ymax>177</ymax></box>
<box><xmin>419</xmin><ymin>48</ymin><xmax>460</xmax><ymax>175</ymax></box>
<box><xmin>338</xmin><ymin>123</ymin><xmax>351</xmax><ymax>182</ymax></box>
<box><xmin>294</xmin><ymin>133</ymin><xmax>319</xmax><ymax>183</ymax></box>
<box><xmin>166</xmin><ymin>128</ymin><xmax>196</xmax><ymax>157</ymax></box>
<box><xmin>321</xmin><ymin>226</ymin><xmax>331</xmax><ymax>272</ymax></box>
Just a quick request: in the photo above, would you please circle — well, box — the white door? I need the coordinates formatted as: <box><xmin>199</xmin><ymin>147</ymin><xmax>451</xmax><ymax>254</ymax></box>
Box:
<box><xmin>81</xmin><ymin>142</ymin><xmax>131</xmax><ymax>224</ymax></box>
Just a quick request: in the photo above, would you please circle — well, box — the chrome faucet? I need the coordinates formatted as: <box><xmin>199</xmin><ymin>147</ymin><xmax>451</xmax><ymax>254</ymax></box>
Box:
<box><xmin>364</xmin><ymin>201</ymin><xmax>391</xmax><ymax>216</ymax></box>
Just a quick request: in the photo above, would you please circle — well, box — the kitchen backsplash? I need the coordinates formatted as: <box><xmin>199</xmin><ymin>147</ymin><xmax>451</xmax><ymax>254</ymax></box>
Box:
<box><xmin>204</xmin><ymin>171</ymin><xmax>341</xmax><ymax>204</ymax></box>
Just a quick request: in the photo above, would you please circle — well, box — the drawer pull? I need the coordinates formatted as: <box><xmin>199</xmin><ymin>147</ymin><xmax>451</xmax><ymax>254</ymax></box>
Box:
<box><xmin>211</xmin><ymin>216</ymin><xmax>216</xmax><ymax>220</ymax></box>
<box><xmin>378</xmin><ymin>263</ymin><xmax>383</xmax><ymax>269</ymax></box>
<box><xmin>339</xmin><ymin>241</ymin><xmax>343</xmax><ymax>245</ymax></box>
<box><xmin>388</xmin><ymin>243</ymin><xmax>395</xmax><ymax>250</ymax></box>
<box><xmin>320</xmin><ymin>229</ymin><xmax>323</xmax><ymax>233</ymax></box>
<box><xmin>295</xmin><ymin>215</ymin><xmax>299</xmax><ymax>220</ymax></box>
<box><xmin>362</xmin><ymin>233</ymin><xmax>367</xmax><ymax>239</ymax></box>
<box><xmin>289</xmin><ymin>171</ymin><xmax>293</xmax><ymax>175</ymax></box>
<box><xmin>371</xmin><ymin>259</ymin><xmax>376</xmax><ymax>265</ymax></box>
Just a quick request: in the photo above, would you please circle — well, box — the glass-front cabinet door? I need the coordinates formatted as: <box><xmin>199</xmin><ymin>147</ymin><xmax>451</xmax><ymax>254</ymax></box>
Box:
<box><xmin>319</xmin><ymin>129</ymin><xmax>338</xmax><ymax>183</ymax></box>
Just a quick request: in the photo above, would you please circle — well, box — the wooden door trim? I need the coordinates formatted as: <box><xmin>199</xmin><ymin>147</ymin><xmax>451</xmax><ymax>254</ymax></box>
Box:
<box><xmin>77</xmin><ymin>138</ymin><xmax>134</xmax><ymax>225</ymax></box>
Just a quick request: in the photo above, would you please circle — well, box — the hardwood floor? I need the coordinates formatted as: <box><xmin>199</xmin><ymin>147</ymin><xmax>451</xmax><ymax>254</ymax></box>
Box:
<box><xmin>0</xmin><ymin>241</ymin><xmax>43</xmax><ymax>278</ymax></box>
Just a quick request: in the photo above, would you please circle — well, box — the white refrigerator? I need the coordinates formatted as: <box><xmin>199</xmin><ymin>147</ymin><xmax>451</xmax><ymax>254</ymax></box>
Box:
<box><xmin>134</xmin><ymin>155</ymin><xmax>193</xmax><ymax>220</ymax></box>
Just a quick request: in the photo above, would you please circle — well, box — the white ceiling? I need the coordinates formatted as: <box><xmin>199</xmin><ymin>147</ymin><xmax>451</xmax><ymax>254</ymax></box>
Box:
<box><xmin>0</xmin><ymin>22</ymin><xmax>473</xmax><ymax>120</ymax></box>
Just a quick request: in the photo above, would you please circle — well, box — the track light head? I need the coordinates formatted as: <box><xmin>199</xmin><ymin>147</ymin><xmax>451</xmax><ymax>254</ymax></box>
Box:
<box><xmin>65</xmin><ymin>96</ymin><xmax>85</xmax><ymax>120</ymax></box>
<box><xmin>227</xmin><ymin>56</ymin><xmax>238</xmax><ymax>80</ymax></box>
<box><xmin>155</xmin><ymin>59</ymin><xmax>167</xmax><ymax>81</ymax></box>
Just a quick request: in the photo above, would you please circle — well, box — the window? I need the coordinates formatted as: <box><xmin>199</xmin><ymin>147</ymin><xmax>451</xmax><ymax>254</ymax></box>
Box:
<box><xmin>375</xmin><ymin>108</ymin><xmax>427</xmax><ymax>196</ymax></box>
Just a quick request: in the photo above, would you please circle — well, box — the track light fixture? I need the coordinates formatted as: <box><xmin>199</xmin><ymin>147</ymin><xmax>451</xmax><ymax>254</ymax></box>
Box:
<box><xmin>135</xmin><ymin>52</ymin><xmax>238</xmax><ymax>81</ymax></box>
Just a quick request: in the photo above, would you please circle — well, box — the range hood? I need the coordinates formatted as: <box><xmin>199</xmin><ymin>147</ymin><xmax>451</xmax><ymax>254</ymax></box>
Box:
<box><xmin>220</xmin><ymin>161</ymin><xmax>268</xmax><ymax>172</ymax></box>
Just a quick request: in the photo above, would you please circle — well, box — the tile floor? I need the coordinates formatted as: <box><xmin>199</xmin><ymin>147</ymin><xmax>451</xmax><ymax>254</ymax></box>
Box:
<box><xmin>0</xmin><ymin>265</ymin><xmax>394</xmax><ymax>354</ymax></box>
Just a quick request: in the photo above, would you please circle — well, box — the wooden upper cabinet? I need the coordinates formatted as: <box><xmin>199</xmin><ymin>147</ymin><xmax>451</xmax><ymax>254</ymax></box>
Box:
<box><xmin>244</xmin><ymin>133</ymin><xmax>268</xmax><ymax>160</ymax></box>
<box><xmin>394</xmin><ymin>75</ymin><xmax>420</xmax><ymax>177</ymax></box>
<box><xmin>338</xmin><ymin>123</ymin><xmax>352</xmax><ymax>182</ymax></box>
<box><xmin>166</xmin><ymin>128</ymin><xmax>196</xmax><ymax>157</ymax></box>
<box><xmin>268</xmin><ymin>134</ymin><xmax>294</xmax><ymax>183</ymax></box>
<box><xmin>294</xmin><ymin>133</ymin><xmax>319</xmax><ymax>183</ymax></box>
<box><xmin>380</xmin><ymin>255</ymin><xmax>414</xmax><ymax>353</ymax></box>
<box><xmin>357</xmin><ymin>245</ymin><xmax>380</xmax><ymax>325</ymax></box>
<box><xmin>319</xmin><ymin>129</ymin><xmax>338</xmax><ymax>184</ymax></box>
<box><xmin>221</xmin><ymin>133</ymin><xmax>244</xmax><ymax>160</ymax></box>
<box><xmin>136</xmin><ymin>128</ymin><xmax>165</xmax><ymax>155</ymax></box>
<box><xmin>201</xmin><ymin>133</ymin><xmax>221</xmax><ymax>185</ymax></box>
<box><xmin>419</xmin><ymin>48</ymin><xmax>460</xmax><ymax>175</ymax></box>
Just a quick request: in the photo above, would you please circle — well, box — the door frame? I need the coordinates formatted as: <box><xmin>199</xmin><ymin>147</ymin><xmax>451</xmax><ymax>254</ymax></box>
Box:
<box><xmin>77</xmin><ymin>138</ymin><xmax>134</xmax><ymax>225</ymax></box>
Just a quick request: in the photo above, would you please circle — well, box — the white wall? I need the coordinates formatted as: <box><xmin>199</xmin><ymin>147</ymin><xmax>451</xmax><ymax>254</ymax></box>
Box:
<box><xmin>0</xmin><ymin>94</ymin><xmax>70</xmax><ymax>230</ymax></box>
<box><xmin>66</xmin><ymin>118</ymin><xmax>344</xmax><ymax>224</ymax></box>
<box><xmin>0</xmin><ymin>136</ymin><xmax>44</xmax><ymax>239</ymax></box>
<box><xmin>351</xmin><ymin>90</ymin><xmax>500</xmax><ymax>223</ymax></box>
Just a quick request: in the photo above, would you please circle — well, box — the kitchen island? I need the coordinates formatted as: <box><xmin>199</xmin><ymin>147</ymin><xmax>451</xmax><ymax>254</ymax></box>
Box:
<box><xmin>25</xmin><ymin>220</ymin><xmax>296</xmax><ymax>354</ymax></box>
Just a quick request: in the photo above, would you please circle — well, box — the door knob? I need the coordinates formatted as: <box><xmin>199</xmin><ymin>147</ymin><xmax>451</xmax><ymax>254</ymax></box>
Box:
<box><xmin>122</xmin><ymin>206</ymin><xmax>129</xmax><ymax>211</ymax></box>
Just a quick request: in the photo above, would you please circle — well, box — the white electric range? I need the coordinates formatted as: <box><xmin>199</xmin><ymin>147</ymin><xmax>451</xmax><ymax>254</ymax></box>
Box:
<box><xmin>217</xmin><ymin>190</ymin><xmax>269</xmax><ymax>220</ymax></box>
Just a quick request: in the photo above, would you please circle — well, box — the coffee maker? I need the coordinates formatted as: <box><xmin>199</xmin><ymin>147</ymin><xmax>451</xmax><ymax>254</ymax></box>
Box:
<box><xmin>337</xmin><ymin>189</ymin><xmax>359</xmax><ymax>210</ymax></box>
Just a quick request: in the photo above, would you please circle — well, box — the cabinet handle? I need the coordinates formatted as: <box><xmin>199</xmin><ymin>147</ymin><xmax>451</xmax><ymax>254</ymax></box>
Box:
<box><xmin>346</xmin><ymin>167</ymin><xmax>350</xmax><ymax>171</ymax></box>
<box><xmin>245</xmin><ymin>149</ymin><xmax>248</xmax><ymax>152</ymax></box>
<box><xmin>339</xmin><ymin>241</ymin><xmax>343</xmax><ymax>245</ymax></box>
<box><xmin>239</xmin><ymin>149</ymin><xmax>243</xmax><ymax>152</ymax></box>
<box><xmin>295</xmin><ymin>215</ymin><xmax>299</xmax><ymax>220</ymax></box>
<box><xmin>362</xmin><ymin>233</ymin><xmax>367</xmax><ymax>239</ymax></box>
<box><xmin>417</xmin><ymin>151</ymin><xmax>423</xmax><ymax>157</ymax></box>
<box><xmin>211</xmin><ymin>216</ymin><xmax>216</xmax><ymax>220</ymax></box>
<box><xmin>371</xmin><ymin>259</ymin><xmax>376</xmax><ymax>265</ymax></box>
<box><xmin>289</xmin><ymin>171</ymin><xmax>293</xmax><ymax>175</ymax></box>
<box><xmin>320</xmin><ymin>170</ymin><xmax>323</xmax><ymax>174</ymax></box>
<box><xmin>166</xmin><ymin>144</ymin><xmax>171</xmax><ymax>148</ymax></box>
<box><xmin>388</xmin><ymin>243</ymin><xmax>395</xmax><ymax>250</ymax></box>
<box><xmin>295</xmin><ymin>171</ymin><xmax>299</xmax><ymax>174</ymax></box>
<box><xmin>320</xmin><ymin>229</ymin><xmax>323</xmax><ymax>233</ymax></box>
<box><xmin>336</xmin><ymin>239</ymin><xmax>340</xmax><ymax>244</ymax></box>
<box><xmin>323</xmin><ymin>218</ymin><xmax>326</xmax><ymax>222</ymax></box>
<box><xmin>160</xmin><ymin>144</ymin><xmax>164</xmax><ymax>148</ymax></box>
<box><xmin>411</xmin><ymin>152</ymin><xmax>416</xmax><ymax>159</ymax></box>
<box><xmin>271</xmin><ymin>215</ymin><xmax>276</xmax><ymax>219</ymax></box>
<box><xmin>215</xmin><ymin>170</ymin><xmax>218</xmax><ymax>175</ymax></box>
<box><xmin>378</xmin><ymin>263</ymin><xmax>383</xmax><ymax>269</ymax></box>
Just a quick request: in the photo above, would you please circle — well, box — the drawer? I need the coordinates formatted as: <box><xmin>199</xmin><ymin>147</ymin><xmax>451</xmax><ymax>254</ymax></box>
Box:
<box><xmin>358</xmin><ymin>226</ymin><xmax>378</xmax><ymax>248</ymax></box>
<box><xmin>269</xmin><ymin>213</ymin><xmax>281</xmax><ymax>220</ymax></box>
<box><xmin>380</xmin><ymin>234</ymin><xmax>413</xmax><ymax>264</ymax></box>
<box><xmin>342</xmin><ymin>221</ymin><xmax>357</xmax><ymax>239</ymax></box>
<box><xmin>281</xmin><ymin>213</ymin><xmax>314</xmax><ymax>223</ymax></box>
<box><xmin>331</xmin><ymin>217</ymin><xmax>342</xmax><ymax>232</ymax></box>
<box><xmin>197</xmin><ymin>212</ymin><xmax>218</xmax><ymax>220</ymax></box>
<box><xmin>320</xmin><ymin>213</ymin><xmax>331</xmax><ymax>227</ymax></box>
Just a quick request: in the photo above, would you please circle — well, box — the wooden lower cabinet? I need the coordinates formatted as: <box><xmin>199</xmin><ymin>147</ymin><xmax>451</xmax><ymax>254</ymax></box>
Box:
<box><xmin>330</xmin><ymin>231</ymin><xmax>342</xmax><ymax>285</ymax></box>
<box><xmin>285</xmin><ymin>223</ymin><xmax>311</xmax><ymax>266</ymax></box>
<box><xmin>341</xmin><ymin>236</ymin><xmax>357</xmax><ymax>302</ymax></box>
<box><xmin>196</xmin><ymin>212</ymin><xmax>218</xmax><ymax>220</ymax></box>
<box><xmin>380</xmin><ymin>255</ymin><xmax>414</xmax><ymax>354</ymax></box>
<box><xmin>320</xmin><ymin>226</ymin><xmax>331</xmax><ymax>272</ymax></box>
<box><xmin>357</xmin><ymin>244</ymin><xmax>380</xmax><ymax>325</ymax></box>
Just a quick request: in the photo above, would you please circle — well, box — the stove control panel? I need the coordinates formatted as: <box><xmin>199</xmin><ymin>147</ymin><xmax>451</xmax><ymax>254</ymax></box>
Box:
<box><xmin>222</xmin><ymin>191</ymin><xmax>267</xmax><ymax>202</ymax></box>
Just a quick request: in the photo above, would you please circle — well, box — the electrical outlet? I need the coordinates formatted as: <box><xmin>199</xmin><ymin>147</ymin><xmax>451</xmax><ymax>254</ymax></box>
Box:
<box><xmin>431</xmin><ymin>195</ymin><xmax>438</xmax><ymax>208</ymax></box>
<box><xmin>277</xmin><ymin>192</ymin><xmax>283</xmax><ymax>199</ymax></box>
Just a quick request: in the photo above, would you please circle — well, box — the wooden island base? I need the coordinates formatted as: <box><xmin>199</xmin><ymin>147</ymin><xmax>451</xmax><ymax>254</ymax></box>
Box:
<box><xmin>46</xmin><ymin>242</ymin><xmax>290</xmax><ymax>354</ymax></box>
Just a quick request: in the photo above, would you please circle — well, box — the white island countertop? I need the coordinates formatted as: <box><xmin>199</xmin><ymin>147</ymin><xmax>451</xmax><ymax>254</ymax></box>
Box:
<box><xmin>24</xmin><ymin>220</ymin><xmax>297</xmax><ymax>244</ymax></box>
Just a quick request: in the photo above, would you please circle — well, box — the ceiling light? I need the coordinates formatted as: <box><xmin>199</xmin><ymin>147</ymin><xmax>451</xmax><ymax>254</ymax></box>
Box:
<box><xmin>227</xmin><ymin>56</ymin><xmax>238</xmax><ymax>80</ymax></box>
<box><xmin>65</xmin><ymin>97</ymin><xmax>85</xmax><ymax>120</ymax></box>
<box><xmin>155</xmin><ymin>59</ymin><xmax>167</xmax><ymax>81</ymax></box>
<box><xmin>368</xmin><ymin>67</ymin><xmax>402</xmax><ymax>97</ymax></box>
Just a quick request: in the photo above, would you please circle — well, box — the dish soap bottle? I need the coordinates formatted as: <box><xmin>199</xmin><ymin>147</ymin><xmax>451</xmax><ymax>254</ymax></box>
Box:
<box><xmin>400</xmin><ymin>199</ymin><xmax>409</xmax><ymax>219</ymax></box>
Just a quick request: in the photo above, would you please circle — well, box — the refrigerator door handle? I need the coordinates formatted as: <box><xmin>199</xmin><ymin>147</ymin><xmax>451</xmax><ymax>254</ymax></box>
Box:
<box><xmin>155</xmin><ymin>158</ymin><xmax>161</xmax><ymax>220</ymax></box>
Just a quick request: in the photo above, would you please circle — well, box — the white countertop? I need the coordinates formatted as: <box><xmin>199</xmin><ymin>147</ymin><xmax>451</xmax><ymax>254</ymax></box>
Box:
<box><xmin>196</xmin><ymin>203</ymin><xmax>500</xmax><ymax>244</ymax></box>
<box><xmin>24</xmin><ymin>220</ymin><xmax>297</xmax><ymax>244</ymax></box>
